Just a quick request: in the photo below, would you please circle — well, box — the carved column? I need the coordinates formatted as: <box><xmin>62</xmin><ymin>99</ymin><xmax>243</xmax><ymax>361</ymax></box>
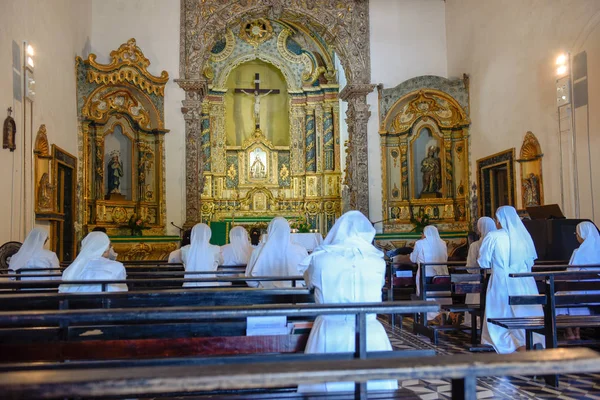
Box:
<box><xmin>93</xmin><ymin>127</ymin><xmax>104</xmax><ymax>201</ymax></box>
<box><xmin>305</xmin><ymin>106</ymin><xmax>316</xmax><ymax>173</ymax></box>
<box><xmin>176</xmin><ymin>78</ymin><xmax>208</xmax><ymax>228</ymax></box>
<box><xmin>200</xmin><ymin>102</ymin><xmax>211</xmax><ymax>172</ymax></box>
<box><xmin>339</xmin><ymin>84</ymin><xmax>376</xmax><ymax>216</ymax></box>
<box><xmin>323</xmin><ymin>106</ymin><xmax>335</xmax><ymax>172</ymax></box>
<box><xmin>400</xmin><ymin>142</ymin><xmax>409</xmax><ymax>200</ymax></box>
<box><xmin>443</xmin><ymin>130</ymin><xmax>454</xmax><ymax>199</ymax></box>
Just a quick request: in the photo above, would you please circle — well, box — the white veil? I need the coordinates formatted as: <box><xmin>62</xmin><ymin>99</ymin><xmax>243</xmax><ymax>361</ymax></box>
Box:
<box><xmin>423</xmin><ymin>225</ymin><xmax>447</xmax><ymax>256</ymax></box>
<box><xmin>8</xmin><ymin>228</ymin><xmax>50</xmax><ymax>271</ymax></box>
<box><xmin>300</xmin><ymin>211</ymin><xmax>382</xmax><ymax>271</ymax></box>
<box><xmin>182</xmin><ymin>223</ymin><xmax>217</xmax><ymax>272</ymax></box>
<box><xmin>222</xmin><ymin>226</ymin><xmax>253</xmax><ymax>265</ymax></box>
<box><xmin>571</xmin><ymin>221</ymin><xmax>600</xmax><ymax>265</ymax></box>
<box><xmin>495</xmin><ymin>206</ymin><xmax>537</xmax><ymax>268</ymax></box>
<box><xmin>61</xmin><ymin>232</ymin><xmax>110</xmax><ymax>282</ymax></box>
<box><xmin>246</xmin><ymin>217</ymin><xmax>306</xmax><ymax>279</ymax></box>
<box><xmin>477</xmin><ymin>217</ymin><xmax>497</xmax><ymax>239</ymax></box>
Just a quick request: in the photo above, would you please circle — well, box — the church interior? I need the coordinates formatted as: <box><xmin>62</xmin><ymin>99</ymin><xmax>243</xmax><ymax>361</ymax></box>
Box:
<box><xmin>1</xmin><ymin>0</ymin><xmax>600</xmax><ymax>399</ymax></box>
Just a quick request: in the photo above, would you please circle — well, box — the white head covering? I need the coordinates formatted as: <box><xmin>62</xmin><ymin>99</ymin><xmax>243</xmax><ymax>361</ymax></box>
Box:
<box><xmin>477</xmin><ymin>217</ymin><xmax>497</xmax><ymax>240</ymax></box>
<box><xmin>306</xmin><ymin>211</ymin><xmax>382</xmax><ymax>261</ymax></box>
<box><xmin>61</xmin><ymin>232</ymin><xmax>110</xmax><ymax>281</ymax></box>
<box><xmin>246</xmin><ymin>217</ymin><xmax>307</xmax><ymax>279</ymax></box>
<box><xmin>221</xmin><ymin>226</ymin><xmax>253</xmax><ymax>265</ymax></box>
<box><xmin>423</xmin><ymin>225</ymin><xmax>447</xmax><ymax>255</ymax></box>
<box><xmin>570</xmin><ymin>221</ymin><xmax>600</xmax><ymax>265</ymax></box>
<box><xmin>8</xmin><ymin>228</ymin><xmax>50</xmax><ymax>271</ymax></box>
<box><xmin>182</xmin><ymin>223</ymin><xmax>218</xmax><ymax>272</ymax></box>
<box><xmin>495</xmin><ymin>205</ymin><xmax>537</xmax><ymax>267</ymax></box>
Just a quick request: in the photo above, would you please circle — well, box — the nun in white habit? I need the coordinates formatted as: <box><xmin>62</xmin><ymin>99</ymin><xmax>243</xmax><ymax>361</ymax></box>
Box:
<box><xmin>245</xmin><ymin>217</ymin><xmax>307</xmax><ymax>288</ymax></box>
<box><xmin>8</xmin><ymin>228</ymin><xmax>59</xmax><ymax>280</ymax></box>
<box><xmin>297</xmin><ymin>211</ymin><xmax>398</xmax><ymax>393</ymax></box>
<box><xmin>410</xmin><ymin>225</ymin><xmax>449</xmax><ymax>320</ymax></box>
<box><xmin>59</xmin><ymin>232</ymin><xmax>127</xmax><ymax>293</ymax></box>
<box><xmin>465</xmin><ymin>217</ymin><xmax>497</xmax><ymax>305</ymax></box>
<box><xmin>221</xmin><ymin>226</ymin><xmax>253</xmax><ymax>266</ymax></box>
<box><xmin>559</xmin><ymin>221</ymin><xmax>600</xmax><ymax>339</ymax></box>
<box><xmin>181</xmin><ymin>223</ymin><xmax>227</xmax><ymax>287</ymax></box>
<box><xmin>478</xmin><ymin>206</ymin><xmax>543</xmax><ymax>353</ymax></box>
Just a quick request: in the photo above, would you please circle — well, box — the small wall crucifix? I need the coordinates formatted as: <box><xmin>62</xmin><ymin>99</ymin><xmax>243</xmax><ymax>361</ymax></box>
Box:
<box><xmin>234</xmin><ymin>73</ymin><xmax>280</xmax><ymax>130</ymax></box>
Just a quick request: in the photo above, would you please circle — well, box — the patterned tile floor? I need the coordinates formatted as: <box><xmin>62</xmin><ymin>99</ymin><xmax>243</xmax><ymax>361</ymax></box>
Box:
<box><xmin>381</xmin><ymin>317</ymin><xmax>600</xmax><ymax>399</ymax></box>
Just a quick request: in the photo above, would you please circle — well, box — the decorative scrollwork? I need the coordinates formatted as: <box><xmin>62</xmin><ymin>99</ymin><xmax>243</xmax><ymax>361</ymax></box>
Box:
<box><xmin>79</xmin><ymin>38</ymin><xmax>168</xmax><ymax>97</ymax></box>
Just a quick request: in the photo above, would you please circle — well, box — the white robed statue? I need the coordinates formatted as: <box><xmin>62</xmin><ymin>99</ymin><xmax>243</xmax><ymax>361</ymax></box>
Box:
<box><xmin>59</xmin><ymin>232</ymin><xmax>127</xmax><ymax>293</ymax></box>
<box><xmin>296</xmin><ymin>211</ymin><xmax>398</xmax><ymax>393</ymax></box>
<box><xmin>181</xmin><ymin>223</ymin><xmax>227</xmax><ymax>287</ymax></box>
<box><xmin>478</xmin><ymin>206</ymin><xmax>544</xmax><ymax>353</ymax></box>
<box><xmin>245</xmin><ymin>217</ymin><xmax>307</xmax><ymax>288</ymax></box>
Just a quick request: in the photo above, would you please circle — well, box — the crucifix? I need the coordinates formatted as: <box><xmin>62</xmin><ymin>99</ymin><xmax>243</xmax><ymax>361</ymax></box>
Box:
<box><xmin>234</xmin><ymin>73</ymin><xmax>280</xmax><ymax>130</ymax></box>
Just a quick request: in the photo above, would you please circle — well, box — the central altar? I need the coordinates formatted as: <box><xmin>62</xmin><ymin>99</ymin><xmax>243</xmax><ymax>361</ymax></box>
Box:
<box><xmin>194</xmin><ymin>19</ymin><xmax>343</xmax><ymax>233</ymax></box>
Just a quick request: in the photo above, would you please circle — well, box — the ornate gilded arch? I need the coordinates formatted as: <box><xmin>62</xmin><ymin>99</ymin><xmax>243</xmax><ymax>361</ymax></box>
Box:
<box><xmin>178</xmin><ymin>0</ymin><xmax>374</xmax><ymax>224</ymax></box>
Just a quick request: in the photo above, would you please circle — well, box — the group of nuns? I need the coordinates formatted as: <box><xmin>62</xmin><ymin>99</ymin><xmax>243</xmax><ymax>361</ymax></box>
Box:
<box><xmin>7</xmin><ymin>207</ymin><xmax>599</xmax><ymax>393</ymax></box>
<box><xmin>8</xmin><ymin>229</ymin><xmax>126</xmax><ymax>293</ymax></box>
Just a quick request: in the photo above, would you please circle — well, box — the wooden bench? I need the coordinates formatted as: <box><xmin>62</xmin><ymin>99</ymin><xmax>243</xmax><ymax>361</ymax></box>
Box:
<box><xmin>487</xmin><ymin>268</ymin><xmax>600</xmax><ymax>386</ymax></box>
<box><xmin>0</xmin><ymin>287</ymin><xmax>313</xmax><ymax>311</ymax></box>
<box><xmin>412</xmin><ymin>262</ymin><xmax>481</xmax><ymax>345</ymax></box>
<box><xmin>0</xmin><ymin>301</ymin><xmax>439</xmax><ymax>364</ymax></box>
<box><xmin>0</xmin><ymin>274</ymin><xmax>305</xmax><ymax>292</ymax></box>
<box><xmin>1</xmin><ymin>347</ymin><xmax>598</xmax><ymax>399</ymax></box>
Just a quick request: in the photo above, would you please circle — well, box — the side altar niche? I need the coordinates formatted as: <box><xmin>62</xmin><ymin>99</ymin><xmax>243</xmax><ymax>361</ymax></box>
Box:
<box><xmin>376</xmin><ymin>76</ymin><xmax>471</xmax><ymax>255</ymax></box>
<box><xmin>76</xmin><ymin>39</ymin><xmax>178</xmax><ymax>260</ymax></box>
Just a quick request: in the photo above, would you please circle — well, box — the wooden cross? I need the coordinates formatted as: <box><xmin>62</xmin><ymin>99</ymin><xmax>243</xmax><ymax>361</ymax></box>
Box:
<box><xmin>234</xmin><ymin>73</ymin><xmax>280</xmax><ymax>129</ymax></box>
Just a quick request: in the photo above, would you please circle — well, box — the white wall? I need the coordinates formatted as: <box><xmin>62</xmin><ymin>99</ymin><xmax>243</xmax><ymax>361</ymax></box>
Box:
<box><xmin>0</xmin><ymin>0</ymin><xmax>92</xmax><ymax>244</ymax></box>
<box><xmin>91</xmin><ymin>0</ymin><xmax>185</xmax><ymax>236</ymax></box>
<box><xmin>446</xmin><ymin>0</ymin><xmax>600</xmax><ymax>224</ymax></box>
<box><xmin>368</xmin><ymin>0</ymin><xmax>448</xmax><ymax>227</ymax></box>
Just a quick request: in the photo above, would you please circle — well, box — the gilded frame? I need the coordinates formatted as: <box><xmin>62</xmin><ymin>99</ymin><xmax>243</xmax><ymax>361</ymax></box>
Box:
<box><xmin>476</xmin><ymin>148</ymin><xmax>516</xmax><ymax>217</ymax></box>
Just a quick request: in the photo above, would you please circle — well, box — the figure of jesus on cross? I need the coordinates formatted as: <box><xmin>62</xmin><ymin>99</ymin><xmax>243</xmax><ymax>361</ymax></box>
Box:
<box><xmin>235</xmin><ymin>73</ymin><xmax>280</xmax><ymax>130</ymax></box>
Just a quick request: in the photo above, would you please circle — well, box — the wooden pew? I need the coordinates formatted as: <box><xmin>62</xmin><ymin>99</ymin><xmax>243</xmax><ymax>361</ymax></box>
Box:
<box><xmin>487</xmin><ymin>268</ymin><xmax>600</xmax><ymax>386</ymax></box>
<box><xmin>412</xmin><ymin>261</ymin><xmax>571</xmax><ymax>347</ymax></box>
<box><xmin>488</xmin><ymin>269</ymin><xmax>600</xmax><ymax>350</ymax></box>
<box><xmin>0</xmin><ymin>287</ymin><xmax>313</xmax><ymax>311</ymax></box>
<box><xmin>1</xmin><ymin>347</ymin><xmax>598</xmax><ymax>399</ymax></box>
<box><xmin>413</xmin><ymin>261</ymin><xmax>480</xmax><ymax>344</ymax></box>
<box><xmin>0</xmin><ymin>275</ymin><xmax>305</xmax><ymax>292</ymax></box>
<box><xmin>0</xmin><ymin>301</ymin><xmax>439</xmax><ymax>364</ymax></box>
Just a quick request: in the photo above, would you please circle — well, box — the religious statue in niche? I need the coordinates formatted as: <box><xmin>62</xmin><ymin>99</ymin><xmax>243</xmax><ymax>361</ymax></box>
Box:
<box><xmin>106</xmin><ymin>151</ymin><xmax>124</xmax><ymax>199</ymax></box>
<box><xmin>250</xmin><ymin>148</ymin><xmax>267</xmax><ymax>179</ymax></box>
<box><xmin>37</xmin><ymin>172</ymin><xmax>55</xmax><ymax>211</ymax></box>
<box><xmin>522</xmin><ymin>173</ymin><xmax>541</xmax><ymax>207</ymax></box>
<box><xmin>3</xmin><ymin>108</ymin><xmax>16</xmax><ymax>152</ymax></box>
<box><xmin>421</xmin><ymin>145</ymin><xmax>442</xmax><ymax>197</ymax></box>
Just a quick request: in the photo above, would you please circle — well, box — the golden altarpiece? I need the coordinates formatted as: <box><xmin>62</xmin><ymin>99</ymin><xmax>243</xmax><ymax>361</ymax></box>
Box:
<box><xmin>195</xmin><ymin>18</ymin><xmax>342</xmax><ymax>233</ymax></box>
<box><xmin>76</xmin><ymin>39</ymin><xmax>179</xmax><ymax>260</ymax></box>
<box><xmin>376</xmin><ymin>76</ymin><xmax>471</xmax><ymax>254</ymax></box>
